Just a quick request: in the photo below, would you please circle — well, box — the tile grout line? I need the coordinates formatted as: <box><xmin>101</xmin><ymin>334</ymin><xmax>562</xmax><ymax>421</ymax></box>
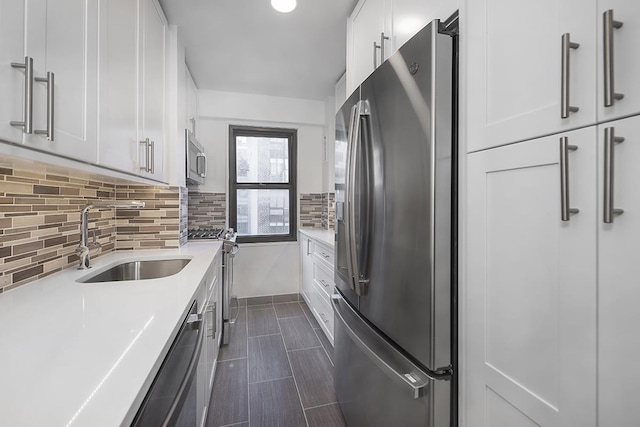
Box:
<box><xmin>304</xmin><ymin>401</ymin><xmax>340</xmax><ymax>411</ymax></box>
<box><xmin>276</xmin><ymin>315</ymin><xmax>311</xmax><ymax>427</ymax></box>
<box><xmin>247</xmin><ymin>332</ymin><xmax>282</xmax><ymax>339</ymax></box>
<box><xmin>217</xmin><ymin>356</ymin><xmax>248</xmax><ymax>363</ymax></box>
<box><xmin>298</xmin><ymin>301</ymin><xmax>335</xmax><ymax>367</ymax></box>
<box><xmin>287</xmin><ymin>344</ymin><xmax>323</xmax><ymax>353</ymax></box>
<box><xmin>248</xmin><ymin>375</ymin><xmax>295</xmax><ymax>385</ymax></box>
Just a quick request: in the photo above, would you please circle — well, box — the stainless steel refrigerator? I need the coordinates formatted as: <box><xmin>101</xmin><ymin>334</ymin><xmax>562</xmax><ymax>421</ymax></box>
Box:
<box><xmin>333</xmin><ymin>19</ymin><xmax>456</xmax><ymax>427</ymax></box>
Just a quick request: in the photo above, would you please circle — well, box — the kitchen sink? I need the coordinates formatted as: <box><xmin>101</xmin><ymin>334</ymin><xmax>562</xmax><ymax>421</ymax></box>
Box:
<box><xmin>78</xmin><ymin>259</ymin><xmax>191</xmax><ymax>283</ymax></box>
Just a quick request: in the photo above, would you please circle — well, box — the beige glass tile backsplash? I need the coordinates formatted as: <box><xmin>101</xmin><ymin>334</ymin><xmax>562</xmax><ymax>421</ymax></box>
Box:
<box><xmin>0</xmin><ymin>160</ymin><xmax>186</xmax><ymax>293</ymax></box>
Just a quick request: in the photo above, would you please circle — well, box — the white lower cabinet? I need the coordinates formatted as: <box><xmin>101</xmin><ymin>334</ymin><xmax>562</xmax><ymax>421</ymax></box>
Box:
<box><xmin>299</xmin><ymin>231</ymin><xmax>335</xmax><ymax>344</ymax></box>
<box><xmin>466</xmin><ymin>114</ymin><xmax>640</xmax><ymax>426</ymax></box>
<box><xmin>198</xmin><ymin>251</ymin><xmax>222</xmax><ymax>427</ymax></box>
<box><xmin>597</xmin><ymin>115</ymin><xmax>640</xmax><ymax>426</ymax></box>
<box><xmin>300</xmin><ymin>234</ymin><xmax>315</xmax><ymax>302</ymax></box>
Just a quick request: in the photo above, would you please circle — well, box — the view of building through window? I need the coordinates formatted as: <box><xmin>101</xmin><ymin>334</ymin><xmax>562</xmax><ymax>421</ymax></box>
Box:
<box><xmin>230</xmin><ymin>127</ymin><xmax>296</xmax><ymax>242</ymax></box>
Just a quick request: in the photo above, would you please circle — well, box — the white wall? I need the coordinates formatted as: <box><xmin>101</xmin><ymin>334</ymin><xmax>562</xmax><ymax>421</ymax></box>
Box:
<box><xmin>195</xmin><ymin>90</ymin><xmax>326</xmax><ymax>297</ymax></box>
<box><xmin>323</xmin><ymin>95</ymin><xmax>336</xmax><ymax>193</ymax></box>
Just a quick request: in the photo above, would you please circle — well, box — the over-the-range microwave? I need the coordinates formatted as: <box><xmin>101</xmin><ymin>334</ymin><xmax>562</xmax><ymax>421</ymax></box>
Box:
<box><xmin>186</xmin><ymin>129</ymin><xmax>207</xmax><ymax>185</ymax></box>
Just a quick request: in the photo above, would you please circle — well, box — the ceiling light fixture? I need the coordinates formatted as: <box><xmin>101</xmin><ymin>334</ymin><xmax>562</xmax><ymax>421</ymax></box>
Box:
<box><xmin>271</xmin><ymin>0</ymin><xmax>296</xmax><ymax>13</ymax></box>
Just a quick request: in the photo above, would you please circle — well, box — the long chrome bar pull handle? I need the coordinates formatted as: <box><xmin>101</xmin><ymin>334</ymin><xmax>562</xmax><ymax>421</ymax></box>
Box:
<box><xmin>373</xmin><ymin>41</ymin><xmax>380</xmax><ymax>69</ymax></box>
<box><xmin>139</xmin><ymin>138</ymin><xmax>150</xmax><ymax>172</ymax></box>
<box><xmin>561</xmin><ymin>34</ymin><xmax>580</xmax><ymax>118</ymax></box>
<box><xmin>603</xmin><ymin>127</ymin><xmax>624</xmax><ymax>223</ymax></box>
<box><xmin>149</xmin><ymin>140</ymin><xmax>155</xmax><ymax>174</ymax></box>
<box><xmin>560</xmin><ymin>137</ymin><xmax>579</xmax><ymax>221</ymax></box>
<box><xmin>603</xmin><ymin>10</ymin><xmax>624</xmax><ymax>107</ymax></box>
<box><xmin>380</xmin><ymin>32</ymin><xmax>390</xmax><ymax>63</ymax></box>
<box><xmin>34</xmin><ymin>72</ymin><xmax>55</xmax><ymax>141</ymax></box>
<box><xmin>10</xmin><ymin>56</ymin><xmax>34</xmax><ymax>133</ymax></box>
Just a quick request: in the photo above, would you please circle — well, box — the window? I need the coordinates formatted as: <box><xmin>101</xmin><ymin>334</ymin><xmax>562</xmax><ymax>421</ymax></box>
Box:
<box><xmin>229</xmin><ymin>126</ymin><xmax>297</xmax><ymax>243</ymax></box>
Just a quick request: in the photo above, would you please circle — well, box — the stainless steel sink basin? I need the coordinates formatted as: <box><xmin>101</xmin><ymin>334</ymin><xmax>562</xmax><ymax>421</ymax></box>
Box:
<box><xmin>79</xmin><ymin>259</ymin><xmax>191</xmax><ymax>283</ymax></box>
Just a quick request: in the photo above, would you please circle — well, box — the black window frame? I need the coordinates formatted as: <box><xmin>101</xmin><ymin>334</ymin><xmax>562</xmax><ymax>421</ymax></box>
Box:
<box><xmin>229</xmin><ymin>125</ymin><xmax>297</xmax><ymax>243</ymax></box>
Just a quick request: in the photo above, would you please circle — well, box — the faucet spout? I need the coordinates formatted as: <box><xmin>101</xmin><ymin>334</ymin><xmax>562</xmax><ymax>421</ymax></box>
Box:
<box><xmin>77</xmin><ymin>200</ymin><xmax>145</xmax><ymax>269</ymax></box>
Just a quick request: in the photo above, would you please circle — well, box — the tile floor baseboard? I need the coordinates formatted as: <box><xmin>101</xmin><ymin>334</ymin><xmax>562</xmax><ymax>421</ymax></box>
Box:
<box><xmin>207</xmin><ymin>296</ymin><xmax>344</xmax><ymax>427</ymax></box>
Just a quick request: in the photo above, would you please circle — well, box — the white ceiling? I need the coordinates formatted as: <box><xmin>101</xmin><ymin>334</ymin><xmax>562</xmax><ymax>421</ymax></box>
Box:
<box><xmin>159</xmin><ymin>0</ymin><xmax>359</xmax><ymax>101</ymax></box>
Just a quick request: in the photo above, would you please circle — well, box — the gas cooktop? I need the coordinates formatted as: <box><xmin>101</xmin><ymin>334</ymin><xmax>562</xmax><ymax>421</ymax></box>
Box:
<box><xmin>187</xmin><ymin>228</ymin><xmax>225</xmax><ymax>240</ymax></box>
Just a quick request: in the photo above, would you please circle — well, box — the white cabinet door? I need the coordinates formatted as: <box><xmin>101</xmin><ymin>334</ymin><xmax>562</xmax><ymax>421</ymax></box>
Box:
<box><xmin>390</xmin><ymin>0</ymin><xmax>457</xmax><ymax>54</ymax></box>
<box><xmin>186</xmin><ymin>67</ymin><xmax>198</xmax><ymax>136</ymax></box>
<box><xmin>596</xmin><ymin>0</ymin><xmax>640</xmax><ymax>122</ymax></box>
<box><xmin>466</xmin><ymin>128</ymin><xmax>597</xmax><ymax>427</ymax></box>
<box><xmin>98</xmin><ymin>0</ymin><xmax>140</xmax><ymax>174</ymax></box>
<box><xmin>140</xmin><ymin>0</ymin><xmax>165</xmax><ymax>180</ymax></box>
<box><xmin>347</xmin><ymin>0</ymin><xmax>386</xmax><ymax>95</ymax></box>
<box><xmin>597</xmin><ymin>115</ymin><xmax>640</xmax><ymax>426</ymax></box>
<box><xmin>467</xmin><ymin>0</ymin><xmax>597</xmax><ymax>152</ymax></box>
<box><xmin>0</xmin><ymin>0</ymin><xmax>26</xmax><ymax>144</ymax></box>
<box><xmin>24</xmin><ymin>0</ymin><xmax>98</xmax><ymax>163</ymax></box>
<box><xmin>300</xmin><ymin>235</ymin><xmax>314</xmax><ymax>303</ymax></box>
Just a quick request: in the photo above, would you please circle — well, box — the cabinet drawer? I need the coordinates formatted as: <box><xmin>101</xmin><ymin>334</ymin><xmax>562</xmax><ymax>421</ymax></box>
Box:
<box><xmin>312</xmin><ymin>289</ymin><xmax>334</xmax><ymax>342</ymax></box>
<box><xmin>312</xmin><ymin>242</ymin><xmax>334</xmax><ymax>268</ymax></box>
<box><xmin>313</xmin><ymin>260</ymin><xmax>334</xmax><ymax>303</ymax></box>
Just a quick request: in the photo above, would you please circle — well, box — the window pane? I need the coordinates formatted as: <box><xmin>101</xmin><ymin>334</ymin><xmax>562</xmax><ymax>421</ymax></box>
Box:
<box><xmin>236</xmin><ymin>136</ymin><xmax>289</xmax><ymax>183</ymax></box>
<box><xmin>236</xmin><ymin>189</ymin><xmax>290</xmax><ymax>236</ymax></box>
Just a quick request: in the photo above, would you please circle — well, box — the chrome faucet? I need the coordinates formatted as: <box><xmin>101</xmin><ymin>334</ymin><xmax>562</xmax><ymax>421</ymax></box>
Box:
<box><xmin>75</xmin><ymin>200</ymin><xmax>145</xmax><ymax>269</ymax></box>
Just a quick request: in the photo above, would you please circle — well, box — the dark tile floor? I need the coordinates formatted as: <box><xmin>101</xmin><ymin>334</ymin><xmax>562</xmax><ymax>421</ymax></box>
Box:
<box><xmin>207</xmin><ymin>294</ymin><xmax>345</xmax><ymax>427</ymax></box>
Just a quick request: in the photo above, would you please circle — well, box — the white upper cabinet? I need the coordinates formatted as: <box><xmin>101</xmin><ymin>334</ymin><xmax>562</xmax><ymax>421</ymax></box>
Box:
<box><xmin>334</xmin><ymin>73</ymin><xmax>347</xmax><ymax>112</ymax></box>
<box><xmin>98</xmin><ymin>0</ymin><xmax>167</xmax><ymax>181</ymax></box>
<box><xmin>98</xmin><ymin>0</ymin><xmax>140</xmax><ymax>175</ymax></box>
<box><xmin>186</xmin><ymin>66</ymin><xmax>198</xmax><ymax>137</ymax></box>
<box><xmin>23</xmin><ymin>0</ymin><xmax>98</xmax><ymax>162</ymax></box>
<box><xmin>390</xmin><ymin>0</ymin><xmax>457</xmax><ymax>53</ymax></box>
<box><xmin>0</xmin><ymin>0</ymin><xmax>26</xmax><ymax>145</ymax></box>
<box><xmin>467</xmin><ymin>0</ymin><xmax>597</xmax><ymax>152</ymax></box>
<box><xmin>346</xmin><ymin>0</ymin><xmax>387</xmax><ymax>95</ymax></box>
<box><xmin>596</xmin><ymin>0</ymin><xmax>640</xmax><ymax>122</ymax></box>
<box><xmin>140</xmin><ymin>0</ymin><xmax>166</xmax><ymax>180</ymax></box>
<box><xmin>346</xmin><ymin>0</ymin><xmax>458</xmax><ymax>95</ymax></box>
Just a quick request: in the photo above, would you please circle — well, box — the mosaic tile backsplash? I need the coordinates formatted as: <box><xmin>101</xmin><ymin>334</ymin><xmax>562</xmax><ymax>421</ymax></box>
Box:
<box><xmin>188</xmin><ymin>192</ymin><xmax>226</xmax><ymax>229</ymax></box>
<box><xmin>299</xmin><ymin>193</ymin><xmax>324</xmax><ymax>229</ymax></box>
<box><xmin>0</xmin><ymin>161</ymin><xmax>184</xmax><ymax>293</ymax></box>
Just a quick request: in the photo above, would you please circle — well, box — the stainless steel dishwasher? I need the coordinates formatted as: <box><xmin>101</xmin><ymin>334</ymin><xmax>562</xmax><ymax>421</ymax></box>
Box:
<box><xmin>132</xmin><ymin>300</ymin><xmax>204</xmax><ymax>427</ymax></box>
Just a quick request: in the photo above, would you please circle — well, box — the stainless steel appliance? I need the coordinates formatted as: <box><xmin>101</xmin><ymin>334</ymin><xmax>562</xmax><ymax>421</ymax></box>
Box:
<box><xmin>220</xmin><ymin>230</ymin><xmax>239</xmax><ymax>345</ymax></box>
<box><xmin>186</xmin><ymin>129</ymin><xmax>207</xmax><ymax>185</ymax></box>
<box><xmin>132</xmin><ymin>301</ymin><xmax>203</xmax><ymax>427</ymax></box>
<box><xmin>187</xmin><ymin>228</ymin><xmax>240</xmax><ymax>346</ymax></box>
<box><xmin>334</xmin><ymin>19</ymin><xmax>457</xmax><ymax>427</ymax></box>
<box><xmin>133</xmin><ymin>261</ymin><xmax>218</xmax><ymax>427</ymax></box>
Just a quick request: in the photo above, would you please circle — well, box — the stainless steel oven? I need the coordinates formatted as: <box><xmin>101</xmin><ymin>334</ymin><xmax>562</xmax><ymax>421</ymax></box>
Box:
<box><xmin>186</xmin><ymin>228</ymin><xmax>239</xmax><ymax>346</ymax></box>
<box><xmin>132</xmin><ymin>300</ymin><xmax>204</xmax><ymax>427</ymax></box>
<box><xmin>222</xmin><ymin>235</ymin><xmax>239</xmax><ymax>345</ymax></box>
<box><xmin>186</xmin><ymin>129</ymin><xmax>206</xmax><ymax>185</ymax></box>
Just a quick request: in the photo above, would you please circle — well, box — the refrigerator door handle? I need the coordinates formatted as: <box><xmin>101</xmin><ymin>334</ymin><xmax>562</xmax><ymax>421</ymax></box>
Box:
<box><xmin>332</xmin><ymin>293</ymin><xmax>450</xmax><ymax>400</ymax></box>
<box><xmin>344</xmin><ymin>104</ymin><xmax>359</xmax><ymax>293</ymax></box>
<box><xmin>346</xmin><ymin>100</ymin><xmax>372</xmax><ymax>296</ymax></box>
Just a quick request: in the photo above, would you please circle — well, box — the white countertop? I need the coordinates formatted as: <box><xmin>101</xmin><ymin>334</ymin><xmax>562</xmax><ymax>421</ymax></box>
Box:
<box><xmin>0</xmin><ymin>242</ymin><xmax>222</xmax><ymax>427</ymax></box>
<box><xmin>299</xmin><ymin>228</ymin><xmax>335</xmax><ymax>248</ymax></box>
